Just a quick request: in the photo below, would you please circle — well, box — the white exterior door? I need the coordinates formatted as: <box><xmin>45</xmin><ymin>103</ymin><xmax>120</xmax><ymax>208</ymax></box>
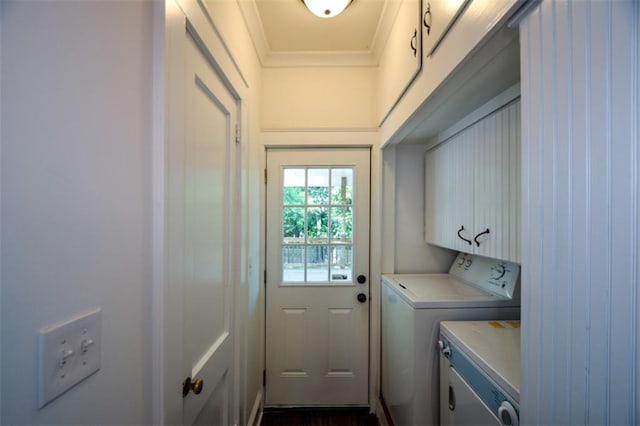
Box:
<box><xmin>163</xmin><ymin>5</ymin><xmax>239</xmax><ymax>424</ymax></box>
<box><xmin>265</xmin><ymin>148</ymin><xmax>371</xmax><ymax>406</ymax></box>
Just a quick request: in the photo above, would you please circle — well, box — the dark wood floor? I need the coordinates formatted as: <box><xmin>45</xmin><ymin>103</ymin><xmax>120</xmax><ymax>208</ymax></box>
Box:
<box><xmin>261</xmin><ymin>408</ymin><xmax>379</xmax><ymax>426</ymax></box>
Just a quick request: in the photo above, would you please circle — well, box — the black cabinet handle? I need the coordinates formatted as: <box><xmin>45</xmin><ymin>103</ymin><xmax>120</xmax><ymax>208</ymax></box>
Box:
<box><xmin>457</xmin><ymin>226</ymin><xmax>472</xmax><ymax>246</ymax></box>
<box><xmin>410</xmin><ymin>29</ymin><xmax>418</xmax><ymax>57</ymax></box>
<box><xmin>474</xmin><ymin>228</ymin><xmax>490</xmax><ymax>246</ymax></box>
<box><xmin>423</xmin><ymin>3</ymin><xmax>432</xmax><ymax>36</ymax></box>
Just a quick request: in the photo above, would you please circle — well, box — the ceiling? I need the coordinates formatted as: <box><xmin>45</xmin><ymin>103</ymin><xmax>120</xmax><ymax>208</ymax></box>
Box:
<box><xmin>238</xmin><ymin>0</ymin><xmax>521</xmax><ymax>145</ymax></box>
<box><xmin>239</xmin><ymin>0</ymin><xmax>398</xmax><ymax>66</ymax></box>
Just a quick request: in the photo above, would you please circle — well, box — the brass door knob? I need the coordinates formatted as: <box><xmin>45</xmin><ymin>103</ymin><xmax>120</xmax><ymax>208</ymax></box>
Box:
<box><xmin>182</xmin><ymin>377</ymin><xmax>204</xmax><ymax>397</ymax></box>
<box><xmin>192</xmin><ymin>378</ymin><xmax>204</xmax><ymax>395</ymax></box>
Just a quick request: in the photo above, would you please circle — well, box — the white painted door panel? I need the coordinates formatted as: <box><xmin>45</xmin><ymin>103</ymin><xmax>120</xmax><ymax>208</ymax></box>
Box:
<box><xmin>165</xmin><ymin>12</ymin><xmax>238</xmax><ymax>424</ymax></box>
<box><xmin>473</xmin><ymin>102</ymin><xmax>520</xmax><ymax>261</ymax></box>
<box><xmin>265</xmin><ymin>148</ymin><xmax>370</xmax><ymax>406</ymax></box>
<box><xmin>422</xmin><ymin>0</ymin><xmax>471</xmax><ymax>57</ymax></box>
<box><xmin>379</xmin><ymin>0</ymin><xmax>423</xmax><ymax>123</ymax></box>
<box><xmin>182</xmin><ymin>28</ymin><xmax>236</xmax><ymax>425</ymax></box>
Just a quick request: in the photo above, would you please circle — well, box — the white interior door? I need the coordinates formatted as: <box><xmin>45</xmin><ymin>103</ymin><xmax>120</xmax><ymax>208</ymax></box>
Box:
<box><xmin>182</xmin><ymin>26</ymin><xmax>237</xmax><ymax>425</ymax></box>
<box><xmin>265</xmin><ymin>148</ymin><xmax>371</xmax><ymax>406</ymax></box>
<box><xmin>165</xmin><ymin>9</ymin><xmax>239</xmax><ymax>424</ymax></box>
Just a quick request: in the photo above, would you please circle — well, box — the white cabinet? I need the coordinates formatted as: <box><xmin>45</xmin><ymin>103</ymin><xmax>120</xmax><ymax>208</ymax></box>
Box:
<box><xmin>378</xmin><ymin>0</ymin><xmax>423</xmax><ymax>124</ymax></box>
<box><xmin>425</xmin><ymin>128</ymin><xmax>474</xmax><ymax>253</ymax></box>
<box><xmin>425</xmin><ymin>100</ymin><xmax>520</xmax><ymax>263</ymax></box>
<box><xmin>422</xmin><ymin>0</ymin><xmax>471</xmax><ymax>57</ymax></box>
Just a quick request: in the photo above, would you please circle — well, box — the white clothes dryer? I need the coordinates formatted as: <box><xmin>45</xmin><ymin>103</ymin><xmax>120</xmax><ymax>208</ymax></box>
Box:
<box><xmin>438</xmin><ymin>320</ymin><xmax>520</xmax><ymax>426</ymax></box>
<box><xmin>381</xmin><ymin>253</ymin><xmax>520</xmax><ymax>426</ymax></box>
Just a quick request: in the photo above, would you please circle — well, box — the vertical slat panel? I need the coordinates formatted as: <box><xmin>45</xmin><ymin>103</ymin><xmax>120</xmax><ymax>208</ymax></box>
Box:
<box><xmin>489</xmin><ymin>112</ymin><xmax>498</xmax><ymax>259</ymax></box>
<box><xmin>538</xmin><ymin>1</ymin><xmax>558</xmax><ymax>419</ymax></box>
<box><xmin>568</xmin><ymin>1</ymin><xmax>590</xmax><ymax>422</ymax></box>
<box><xmin>425</xmin><ymin>147</ymin><xmax>436</xmax><ymax>244</ymax></box>
<box><xmin>497</xmin><ymin>109</ymin><xmax>505</xmax><ymax>259</ymax></box>
<box><xmin>586</xmin><ymin>1</ymin><xmax>610</xmax><ymax>422</ymax></box>
<box><xmin>635</xmin><ymin>4</ymin><xmax>640</xmax><ymax>422</ymax></box>
<box><xmin>519</xmin><ymin>18</ymin><xmax>535</xmax><ymax>417</ymax></box>
<box><xmin>513</xmin><ymin>102</ymin><xmax>521</xmax><ymax>263</ymax></box>
<box><xmin>608</xmin><ymin>1</ymin><xmax>637</xmax><ymax>423</ymax></box>
<box><xmin>447</xmin><ymin>138</ymin><xmax>456</xmax><ymax>250</ymax></box>
<box><xmin>522</xmin><ymin>5</ymin><xmax>544</xmax><ymax>423</ymax></box>
<box><xmin>459</xmin><ymin>127</ymin><xmax>469</xmax><ymax>252</ymax></box>
<box><xmin>520</xmin><ymin>0</ymin><xmax>638</xmax><ymax>424</ymax></box>
<box><xmin>551</xmin><ymin>1</ymin><xmax>572</xmax><ymax>418</ymax></box>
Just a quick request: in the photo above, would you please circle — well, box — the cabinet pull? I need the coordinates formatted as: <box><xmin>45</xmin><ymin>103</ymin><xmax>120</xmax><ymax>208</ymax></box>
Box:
<box><xmin>457</xmin><ymin>226</ymin><xmax>472</xmax><ymax>246</ymax></box>
<box><xmin>474</xmin><ymin>228</ymin><xmax>490</xmax><ymax>246</ymax></box>
<box><xmin>423</xmin><ymin>3</ymin><xmax>432</xmax><ymax>35</ymax></box>
<box><xmin>410</xmin><ymin>29</ymin><xmax>418</xmax><ymax>57</ymax></box>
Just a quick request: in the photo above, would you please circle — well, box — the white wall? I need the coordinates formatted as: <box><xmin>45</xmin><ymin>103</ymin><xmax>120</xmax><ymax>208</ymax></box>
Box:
<box><xmin>520</xmin><ymin>0</ymin><xmax>639</xmax><ymax>424</ymax></box>
<box><xmin>393</xmin><ymin>144</ymin><xmax>455</xmax><ymax>273</ymax></box>
<box><xmin>262</xmin><ymin>67</ymin><xmax>378</xmax><ymax>130</ymax></box>
<box><xmin>1</xmin><ymin>1</ymin><xmax>153</xmax><ymax>424</ymax></box>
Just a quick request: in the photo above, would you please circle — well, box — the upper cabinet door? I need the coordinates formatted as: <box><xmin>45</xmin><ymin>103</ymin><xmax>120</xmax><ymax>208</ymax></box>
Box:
<box><xmin>424</xmin><ymin>122</ymin><xmax>475</xmax><ymax>253</ymax></box>
<box><xmin>378</xmin><ymin>0</ymin><xmax>423</xmax><ymax>124</ymax></box>
<box><xmin>472</xmin><ymin>101</ymin><xmax>520</xmax><ymax>263</ymax></box>
<box><xmin>422</xmin><ymin>0</ymin><xmax>471</xmax><ymax>57</ymax></box>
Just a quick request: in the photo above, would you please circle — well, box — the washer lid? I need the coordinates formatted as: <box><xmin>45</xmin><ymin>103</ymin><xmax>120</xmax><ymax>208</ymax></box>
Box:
<box><xmin>382</xmin><ymin>274</ymin><xmax>520</xmax><ymax>309</ymax></box>
<box><xmin>440</xmin><ymin>320</ymin><xmax>521</xmax><ymax>402</ymax></box>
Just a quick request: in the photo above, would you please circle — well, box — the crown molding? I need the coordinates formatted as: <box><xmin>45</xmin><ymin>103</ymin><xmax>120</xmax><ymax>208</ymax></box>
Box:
<box><xmin>238</xmin><ymin>0</ymin><xmax>400</xmax><ymax>68</ymax></box>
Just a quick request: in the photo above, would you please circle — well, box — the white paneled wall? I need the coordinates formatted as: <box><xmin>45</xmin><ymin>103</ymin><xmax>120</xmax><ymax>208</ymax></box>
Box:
<box><xmin>520</xmin><ymin>1</ymin><xmax>639</xmax><ymax>424</ymax></box>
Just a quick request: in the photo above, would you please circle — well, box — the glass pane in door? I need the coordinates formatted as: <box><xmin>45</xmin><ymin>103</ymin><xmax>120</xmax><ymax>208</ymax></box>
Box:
<box><xmin>281</xmin><ymin>167</ymin><xmax>355</xmax><ymax>285</ymax></box>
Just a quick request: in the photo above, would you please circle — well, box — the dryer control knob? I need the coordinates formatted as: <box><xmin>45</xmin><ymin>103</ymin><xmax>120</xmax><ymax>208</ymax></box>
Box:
<box><xmin>498</xmin><ymin>401</ymin><xmax>519</xmax><ymax>426</ymax></box>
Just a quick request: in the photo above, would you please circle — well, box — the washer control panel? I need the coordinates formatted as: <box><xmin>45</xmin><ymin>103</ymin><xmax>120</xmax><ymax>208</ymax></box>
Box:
<box><xmin>449</xmin><ymin>253</ymin><xmax>520</xmax><ymax>299</ymax></box>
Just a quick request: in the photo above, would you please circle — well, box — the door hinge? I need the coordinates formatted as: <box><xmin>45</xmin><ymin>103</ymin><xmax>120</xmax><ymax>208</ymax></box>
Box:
<box><xmin>264</xmin><ymin>168</ymin><xmax>267</xmax><ymax>184</ymax></box>
<box><xmin>235</xmin><ymin>124</ymin><xmax>241</xmax><ymax>144</ymax></box>
<box><xmin>264</xmin><ymin>270</ymin><xmax>267</xmax><ymax>285</ymax></box>
<box><xmin>263</xmin><ymin>370</ymin><xmax>266</xmax><ymax>386</ymax></box>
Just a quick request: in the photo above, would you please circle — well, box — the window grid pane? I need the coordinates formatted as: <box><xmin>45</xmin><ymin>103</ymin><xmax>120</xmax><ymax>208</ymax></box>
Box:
<box><xmin>281</xmin><ymin>166</ymin><xmax>355</xmax><ymax>285</ymax></box>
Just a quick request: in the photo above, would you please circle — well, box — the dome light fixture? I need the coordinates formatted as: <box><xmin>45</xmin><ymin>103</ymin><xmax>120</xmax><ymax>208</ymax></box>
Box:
<box><xmin>301</xmin><ymin>0</ymin><xmax>354</xmax><ymax>18</ymax></box>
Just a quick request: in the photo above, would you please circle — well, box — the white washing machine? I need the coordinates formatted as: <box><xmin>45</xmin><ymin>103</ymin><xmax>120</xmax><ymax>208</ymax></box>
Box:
<box><xmin>438</xmin><ymin>320</ymin><xmax>520</xmax><ymax>426</ymax></box>
<box><xmin>381</xmin><ymin>253</ymin><xmax>520</xmax><ymax>426</ymax></box>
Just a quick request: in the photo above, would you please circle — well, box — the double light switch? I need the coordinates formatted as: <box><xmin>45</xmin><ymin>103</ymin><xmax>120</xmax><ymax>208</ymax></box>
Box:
<box><xmin>38</xmin><ymin>308</ymin><xmax>101</xmax><ymax>408</ymax></box>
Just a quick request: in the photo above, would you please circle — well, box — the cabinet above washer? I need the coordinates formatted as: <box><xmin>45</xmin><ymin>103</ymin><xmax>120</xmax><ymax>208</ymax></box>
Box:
<box><xmin>425</xmin><ymin>95</ymin><xmax>521</xmax><ymax>263</ymax></box>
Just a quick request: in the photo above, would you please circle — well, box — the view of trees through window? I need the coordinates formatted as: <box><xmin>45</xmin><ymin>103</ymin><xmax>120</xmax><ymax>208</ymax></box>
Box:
<box><xmin>281</xmin><ymin>168</ymin><xmax>354</xmax><ymax>283</ymax></box>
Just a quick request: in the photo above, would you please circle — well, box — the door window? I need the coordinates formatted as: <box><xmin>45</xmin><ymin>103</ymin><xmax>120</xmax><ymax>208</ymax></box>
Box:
<box><xmin>281</xmin><ymin>167</ymin><xmax>354</xmax><ymax>284</ymax></box>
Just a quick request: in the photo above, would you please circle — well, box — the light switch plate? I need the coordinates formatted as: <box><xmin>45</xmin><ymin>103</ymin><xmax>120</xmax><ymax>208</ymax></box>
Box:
<box><xmin>38</xmin><ymin>308</ymin><xmax>101</xmax><ymax>408</ymax></box>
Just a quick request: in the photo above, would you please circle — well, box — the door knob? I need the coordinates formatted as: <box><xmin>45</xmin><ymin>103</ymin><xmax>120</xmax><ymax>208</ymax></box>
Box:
<box><xmin>357</xmin><ymin>293</ymin><xmax>367</xmax><ymax>303</ymax></box>
<box><xmin>357</xmin><ymin>275</ymin><xmax>367</xmax><ymax>284</ymax></box>
<box><xmin>182</xmin><ymin>376</ymin><xmax>204</xmax><ymax>397</ymax></box>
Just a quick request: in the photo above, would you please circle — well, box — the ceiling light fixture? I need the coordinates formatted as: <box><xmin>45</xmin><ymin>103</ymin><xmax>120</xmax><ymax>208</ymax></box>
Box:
<box><xmin>301</xmin><ymin>0</ymin><xmax>353</xmax><ymax>18</ymax></box>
